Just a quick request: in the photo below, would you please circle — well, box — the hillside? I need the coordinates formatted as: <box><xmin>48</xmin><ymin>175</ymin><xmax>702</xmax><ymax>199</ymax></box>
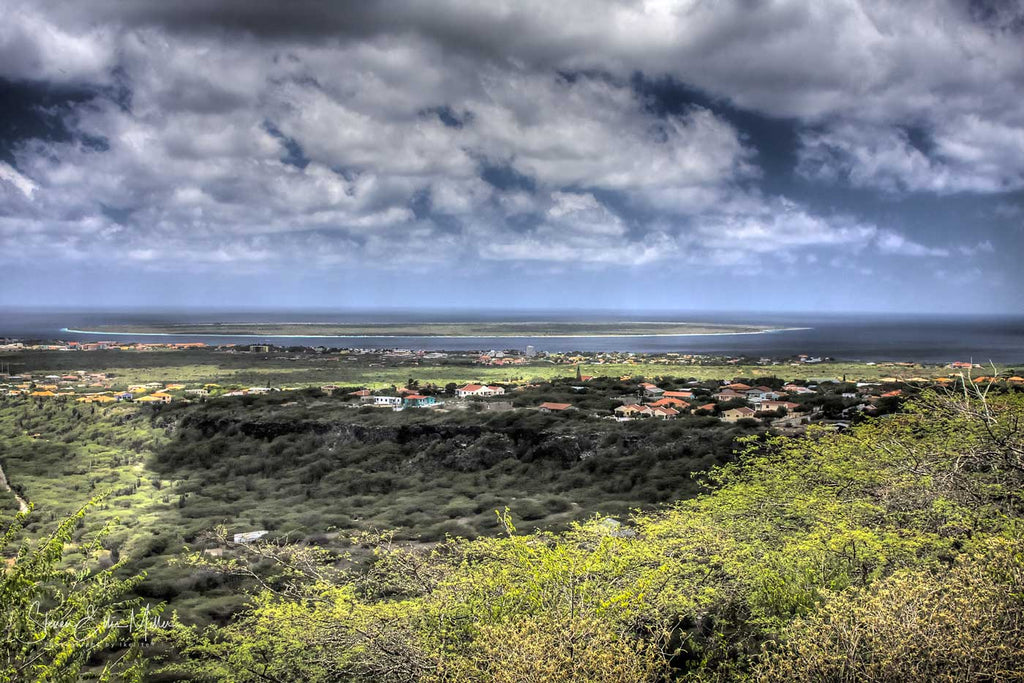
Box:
<box><xmin>165</xmin><ymin>388</ymin><xmax>1024</xmax><ymax>681</ymax></box>
<box><xmin>0</xmin><ymin>386</ymin><xmax>761</xmax><ymax>626</ymax></box>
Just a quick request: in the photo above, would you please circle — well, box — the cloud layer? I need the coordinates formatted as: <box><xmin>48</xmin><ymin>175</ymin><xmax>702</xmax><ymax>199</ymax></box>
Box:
<box><xmin>0</xmin><ymin>0</ymin><xmax>1019</xmax><ymax>305</ymax></box>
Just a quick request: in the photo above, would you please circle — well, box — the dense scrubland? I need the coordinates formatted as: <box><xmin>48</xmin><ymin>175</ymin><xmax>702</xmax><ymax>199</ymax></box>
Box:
<box><xmin>2</xmin><ymin>381</ymin><xmax>1024</xmax><ymax>680</ymax></box>
<box><xmin>0</xmin><ymin>380</ymin><xmax>764</xmax><ymax>632</ymax></box>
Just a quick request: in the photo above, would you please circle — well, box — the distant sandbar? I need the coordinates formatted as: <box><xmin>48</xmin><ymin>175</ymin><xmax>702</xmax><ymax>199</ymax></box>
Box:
<box><xmin>68</xmin><ymin>321</ymin><xmax>787</xmax><ymax>338</ymax></box>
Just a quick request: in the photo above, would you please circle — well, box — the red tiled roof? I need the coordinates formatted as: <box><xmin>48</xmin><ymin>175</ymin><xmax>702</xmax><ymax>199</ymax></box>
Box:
<box><xmin>539</xmin><ymin>402</ymin><xmax>572</xmax><ymax>411</ymax></box>
<box><xmin>650</xmin><ymin>397</ymin><xmax>686</xmax><ymax>407</ymax></box>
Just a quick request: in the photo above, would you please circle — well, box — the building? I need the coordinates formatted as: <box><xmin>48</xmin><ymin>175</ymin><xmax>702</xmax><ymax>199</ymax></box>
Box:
<box><xmin>639</xmin><ymin>383</ymin><xmax>664</xmax><ymax>397</ymax></box>
<box><xmin>712</xmin><ymin>389</ymin><xmax>746</xmax><ymax>402</ymax></box>
<box><xmin>722</xmin><ymin>407</ymin><xmax>756</xmax><ymax>422</ymax></box>
<box><xmin>538</xmin><ymin>402</ymin><xmax>573</xmax><ymax>413</ymax></box>
<box><xmin>757</xmin><ymin>400</ymin><xmax>800</xmax><ymax>413</ymax></box>
<box><xmin>649</xmin><ymin>397</ymin><xmax>687</xmax><ymax>408</ymax></box>
<box><xmin>233</xmin><ymin>530</ymin><xmax>269</xmax><ymax>544</ymax></box>
<box><xmin>403</xmin><ymin>395</ymin><xmax>437</xmax><ymax>408</ymax></box>
<box><xmin>456</xmin><ymin>384</ymin><xmax>505</xmax><ymax>398</ymax></box>
<box><xmin>614</xmin><ymin>404</ymin><xmax>646</xmax><ymax>417</ymax></box>
<box><xmin>745</xmin><ymin>387</ymin><xmax>780</xmax><ymax>402</ymax></box>
<box><xmin>662</xmin><ymin>390</ymin><xmax>693</xmax><ymax>399</ymax></box>
<box><xmin>374</xmin><ymin>396</ymin><xmax>403</xmax><ymax>407</ymax></box>
<box><xmin>136</xmin><ymin>392</ymin><xmax>172</xmax><ymax>404</ymax></box>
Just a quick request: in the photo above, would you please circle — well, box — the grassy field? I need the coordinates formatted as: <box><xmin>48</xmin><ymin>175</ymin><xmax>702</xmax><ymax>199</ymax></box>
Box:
<box><xmin>0</xmin><ymin>348</ymin><xmax>991</xmax><ymax>389</ymax></box>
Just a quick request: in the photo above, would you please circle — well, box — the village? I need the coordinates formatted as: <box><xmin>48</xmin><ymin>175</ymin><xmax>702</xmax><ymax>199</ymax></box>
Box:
<box><xmin>3</xmin><ymin>350</ymin><xmax>1021</xmax><ymax>435</ymax></box>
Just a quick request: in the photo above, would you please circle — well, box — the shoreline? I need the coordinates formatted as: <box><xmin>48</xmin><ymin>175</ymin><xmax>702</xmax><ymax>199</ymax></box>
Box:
<box><xmin>60</xmin><ymin>326</ymin><xmax>811</xmax><ymax>340</ymax></box>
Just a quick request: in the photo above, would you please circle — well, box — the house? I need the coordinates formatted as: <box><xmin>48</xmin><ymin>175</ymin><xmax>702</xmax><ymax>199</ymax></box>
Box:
<box><xmin>757</xmin><ymin>400</ymin><xmax>800</xmax><ymax>413</ymax></box>
<box><xmin>712</xmin><ymin>389</ymin><xmax>746</xmax><ymax>402</ymax></box>
<box><xmin>77</xmin><ymin>394</ymin><xmax>116</xmax><ymax>403</ymax></box>
<box><xmin>374</xmin><ymin>396</ymin><xmax>403</xmax><ymax>407</ymax></box>
<box><xmin>722</xmin><ymin>407</ymin><xmax>756</xmax><ymax>423</ymax></box>
<box><xmin>403</xmin><ymin>395</ymin><xmax>437</xmax><ymax>408</ymax></box>
<box><xmin>695</xmin><ymin>403</ymin><xmax>717</xmax><ymax>413</ymax></box>
<box><xmin>614</xmin><ymin>404</ymin><xmax>647</xmax><ymax>417</ymax></box>
<box><xmin>538</xmin><ymin>402</ymin><xmax>573</xmax><ymax>413</ymax></box>
<box><xmin>456</xmin><ymin>384</ymin><xmax>505</xmax><ymax>398</ymax></box>
<box><xmin>185</xmin><ymin>388</ymin><xmax>210</xmax><ymax>397</ymax></box>
<box><xmin>662</xmin><ymin>390</ymin><xmax>693</xmax><ymax>399</ymax></box>
<box><xmin>782</xmin><ymin>384</ymin><xmax>815</xmax><ymax>394</ymax></box>
<box><xmin>649</xmin><ymin>397</ymin><xmax>687</xmax><ymax>408</ymax></box>
<box><xmin>136</xmin><ymin>392</ymin><xmax>172</xmax><ymax>404</ymax></box>
<box><xmin>639</xmin><ymin>383</ymin><xmax>664</xmax><ymax>397</ymax></box>
<box><xmin>116</xmin><ymin>392</ymin><xmax>133</xmax><ymax>401</ymax></box>
<box><xmin>745</xmin><ymin>387</ymin><xmax>780</xmax><ymax>402</ymax></box>
<box><xmin>726</xmin><ymin>383</ymin><xmax>752</xmax><ymax>391</ymax></box>
<box><xmin>650</xmin><ymin>406</ymin><xmax>679</xmax><ymax>419</ymax></box>
<box><xmin>348</xmin><ymin>389</ymin><xmax>372</xmax><ymax>398</ymax></box>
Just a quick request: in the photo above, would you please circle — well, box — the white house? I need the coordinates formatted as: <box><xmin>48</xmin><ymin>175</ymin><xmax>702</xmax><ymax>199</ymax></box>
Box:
<box><xmin>456</xmin><ymin>384</ymin><xmax>505</xmax><ymax>398</ymax></box>
<box><xmin>374</xmin><ymin>396</ymin><xmax>403</xmax><ymax>407</ymax></box>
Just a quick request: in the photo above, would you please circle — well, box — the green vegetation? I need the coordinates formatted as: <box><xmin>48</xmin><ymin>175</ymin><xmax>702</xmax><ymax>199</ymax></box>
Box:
<box><xmin>164</xmin><ymin>389</ymin><xmax>1024</xmax><ymax>681</ymax></box>
<box><xmin>0</xmin><ymin>502</ymin><xmax>154</xmax><ymax>682</ymax></box>
<box><xmin>0</xmin><ymin>381</ymin><xmax>761</xmax><ymax>629</ymax></box>
<box><xmin>78</xmin><ymin>321</ymin><xmax>774</xmax><ymax>337</ymax></box>
<box><xmin>0</xmin><ymin>347</ymin><xmax>968</xmax><ymax>390</ymax></box>
<box><xmin>3</xmin><ymin>356</ymin><xmax>1023</xmax><ymax>680</ymax></box>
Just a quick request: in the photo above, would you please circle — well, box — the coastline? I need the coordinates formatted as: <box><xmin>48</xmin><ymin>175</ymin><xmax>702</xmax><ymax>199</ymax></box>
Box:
<box><xmin>60</xmin><ymin>326</ymin><xmax>811</xmax><ymax>340</ymax></box>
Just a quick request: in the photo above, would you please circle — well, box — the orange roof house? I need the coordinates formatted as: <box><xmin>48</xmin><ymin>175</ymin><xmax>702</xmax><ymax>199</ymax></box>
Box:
<box><xmin>663</xmin><ymin>390</ymin><xmax>693</xmax><ymax>399</ymax></box>
<box><xmin>649</xmin><ymin>397</ymin><xmax>687</xmax><ymax>408</ymax></box>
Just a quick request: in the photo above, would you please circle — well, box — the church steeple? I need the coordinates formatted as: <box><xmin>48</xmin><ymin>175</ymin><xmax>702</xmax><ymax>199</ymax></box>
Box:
<box><xmin>576</xmin><ymin>364</ymin><xmax>582</xmax><ymax>381</ymax></box>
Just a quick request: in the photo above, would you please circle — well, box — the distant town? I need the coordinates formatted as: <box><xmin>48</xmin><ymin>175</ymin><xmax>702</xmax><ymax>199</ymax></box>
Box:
<box><xmin>2</xmin><ymin>337</ymin><xmax>1019</xmax><ymax>436</ymax></box>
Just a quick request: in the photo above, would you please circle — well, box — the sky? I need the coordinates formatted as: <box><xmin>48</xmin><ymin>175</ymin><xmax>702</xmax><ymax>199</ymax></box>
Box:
<box><xmin>1</xmin><ymin>0</ymin><xmax>1023</xmax><ymax>314</ymax></box>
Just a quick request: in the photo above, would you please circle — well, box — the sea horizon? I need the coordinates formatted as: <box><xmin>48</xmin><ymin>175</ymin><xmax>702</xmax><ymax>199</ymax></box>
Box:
<box><xmin>2</xmin><ymin>309</ymin><xmax>1022</xmax><ymax>364</ymax></box>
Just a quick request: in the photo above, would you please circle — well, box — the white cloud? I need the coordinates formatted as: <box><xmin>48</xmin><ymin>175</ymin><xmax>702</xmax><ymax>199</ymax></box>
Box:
<box><xmin>0</xmin><ymin>0</ymin><xmax>1009</xmax><ymax>276</ymax></box>
<box><xmin>0</xmin><ymin>162</ymin><xmax>37</xmax><ymax>198</ymax></box>
<box><xmin>875</xmin><ymin>231</ymin><xmax>949</xmax><ymax>257</ymax></box>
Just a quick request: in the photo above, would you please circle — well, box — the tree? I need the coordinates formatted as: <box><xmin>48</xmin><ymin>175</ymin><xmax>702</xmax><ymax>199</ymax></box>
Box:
<box><xmin>0</xmin><ymin>501</ymin><xmax>158</xmax><ymax>682</ymax></box>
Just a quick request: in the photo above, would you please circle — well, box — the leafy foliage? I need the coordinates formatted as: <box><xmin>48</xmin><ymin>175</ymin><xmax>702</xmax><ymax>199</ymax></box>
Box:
<box><xmin>166</xmin><ymin>390</ymin><xmax>1024</xmax><ymax>680</ymax></box>
<box><xmin>0</xmin><ymin>502</ymin><xmax>156</xmax><ymax>682</ymax></box>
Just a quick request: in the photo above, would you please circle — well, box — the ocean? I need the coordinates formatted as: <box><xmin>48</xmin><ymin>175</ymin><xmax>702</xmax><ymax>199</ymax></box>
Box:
<box><xmin>1</xmin><ymin>309</ymin><xmax>1022</xmax><ymax>364</ymax></box>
